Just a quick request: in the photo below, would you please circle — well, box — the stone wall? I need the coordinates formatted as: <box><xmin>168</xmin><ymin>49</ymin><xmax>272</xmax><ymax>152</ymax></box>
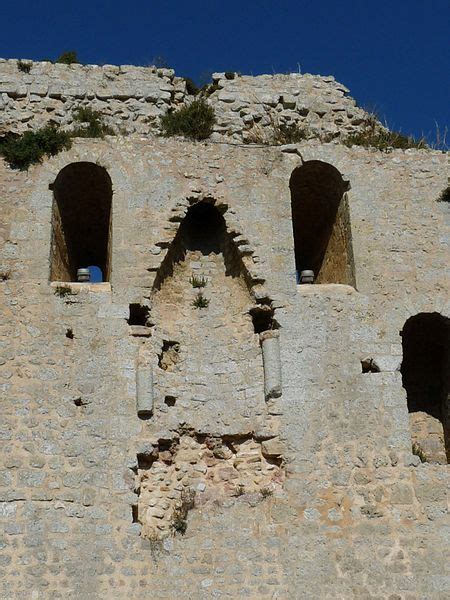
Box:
<box><xmin>0</xmin><ymin>59</ymin><xmax>183</xmax><ymax>135</ymax></box>
<box><xmin>0</xmin><ymin>59</ymin><xmax>370</xmax><ymax>141</ymax></box>
<box><xmin>208</xmin><ymin>72</ymin><xmax>370</xmax><ymax>142</ymax></box>
<box><xmin>0</xmin><ymin>68</ymin><xmax>449</xmax><ymax>598</ymax></box>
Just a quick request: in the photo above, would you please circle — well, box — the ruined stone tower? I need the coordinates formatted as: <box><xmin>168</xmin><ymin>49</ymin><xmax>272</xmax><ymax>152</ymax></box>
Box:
<box><xmin>0</xmin><ymin>59</ymin><xmax>449</xmax><ymax>599</ymax></box>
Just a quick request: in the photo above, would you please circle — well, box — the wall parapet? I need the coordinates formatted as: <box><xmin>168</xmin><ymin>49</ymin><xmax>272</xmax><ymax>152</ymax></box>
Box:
<box><xmin>0</xmin><ymin>59</ymin><xmax>372</xmax><ymax>142</ymax></box>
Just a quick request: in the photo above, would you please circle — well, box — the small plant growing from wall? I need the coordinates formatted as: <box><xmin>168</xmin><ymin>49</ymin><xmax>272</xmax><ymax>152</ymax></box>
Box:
<box><xmin>192</xmin><ymin>292</ymin><xmax>209</xmax><ymax>308</ymax></box>
<box><xmin>170</xmin><ymin>488</ymin><xmax>196</xmax><ymax>535</ymax></box>
<box><xmin>235</xmin><ymin>483</ymin><xmax>245</xmax><ymax>497</ymax></box>
<box><xmin>189</xmin><ymin>274</ymin><xmax>208</xmax><ymax>288</ymax></box>
<box><xmin>273</xmin><ymin>122</ymin><xmax>309</xmax><ymax>145</ymax></box>
<box><xmin>183</xmin><ymin>77</ymin><xmax>200</xmax><ymax>95</ymax></box>
<box><xmin>71</xmin><ymin>107</ymin><xmax>115</xmax><ymax>138</ymax></box>
<box><xmin>55</xmin><ymin>51</ymin><xmax>78</xmax><ymax>65</ymax></box>
<box><xmin>17</xmin><ymin>60</ymin><xmax>32</xmax><ymax>73</ymax></box>
<box><xmin>343</xmin><ymin>115</ymin><xmax>427</xmax><ymax>151</ymax></box>
<box><xmin>201</xmin><ymin>81</ymin><xmax>220</xmax><ymax>98</ymax></box>
<box><xmin>412</xmin><ymin>443</ymin><xmax>428</xmax><ymax>463</ymax></box>
<box><xmin>54</xmin><ymin>285</ymin><xmax>76</xmax><ymax>298</ymax></box>
<box><xmin>160</xmin><ymin>99</ymin><xmax>216</xmax><ymax>141</ymax></box>
<box><xmin>260</xmin><ymin>486</ymin><xmax>273</xmax><ymax>499</ymax></box>
<box><xmin>437</xmin><ymin>185</ymin><xmax>450</xmax><ymax>203</ymax></box>
<box><xmin>0</xmin><ymin>125</ymin><xmax>72</xmax><ymax>170</ymax></box>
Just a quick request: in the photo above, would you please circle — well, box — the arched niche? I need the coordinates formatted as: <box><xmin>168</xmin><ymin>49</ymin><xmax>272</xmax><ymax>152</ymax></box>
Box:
<box><xmin>289</xmin><ymin>160</ymin><xmax>355</xmax><ymax>286</ymax></box>
<box><xmin>150</xmin><ymin>198</ymin><xmax>278</xmax><ymax>421</ymax></box>
<box><xmin>49</xmin><ymin>162</ymin><xmax>112</xmax><ymax>282</ymax></box>
<box><xmin>154</xmin><ymin>200</ymin><xmax>247</xmax><ymax>291</ymax></box>
<box><xmin>401</xmin><ymin>312</ymin><xmax>449</xmax><ymax>463</ymax></box>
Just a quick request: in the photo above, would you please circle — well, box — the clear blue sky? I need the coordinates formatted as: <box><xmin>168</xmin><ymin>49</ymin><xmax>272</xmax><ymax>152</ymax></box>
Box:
<box><xmin>1</xmin><ymin>1</ymin><xmax>449</xmax><ymax>143</ymax></box>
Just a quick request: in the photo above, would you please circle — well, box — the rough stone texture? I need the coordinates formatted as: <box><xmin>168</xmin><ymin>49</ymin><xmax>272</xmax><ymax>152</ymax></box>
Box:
<box><xmin>0</xmin><ymin>59</ymin><xmax>181</xmax><ymax>135</ymax></box>
<box><xmin>0</xmin><ymin>61</ymin><xmax>449</xmax><ymax>599</ymax></box>
<box><xmin>135</xmin><ymin>432</ymin><xmax>283</xmax><ymax>539</ymax></box>
<box><xmin>410</xmin><ymin>412</ymin><xmax>447</xmax><ymax>464</ymax></box>
<box><xmin>207</xmin><ymin>72</ymin><xmax>370</xmax><ymax>142</ymax></box>
<box><xmin>1</xmin><ymin>59</ymin><xmax>372</xmax><ymax>141</ymax></box>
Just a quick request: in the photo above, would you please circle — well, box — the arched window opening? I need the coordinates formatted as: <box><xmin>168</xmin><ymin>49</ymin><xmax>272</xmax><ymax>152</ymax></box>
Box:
<box><xmin>289</xmin><ymin>161</ymin><xmax>355</xmax><ymax>286</ymax></box>
<box><xmin>401</xmin><ymin>313</ymin><xmax>449</xmax><ymax>464</ymax></box>
<box><xmin>50</xmin><ymin>162</ymin><xmax>112</xmax><ymax>282</ymax></box>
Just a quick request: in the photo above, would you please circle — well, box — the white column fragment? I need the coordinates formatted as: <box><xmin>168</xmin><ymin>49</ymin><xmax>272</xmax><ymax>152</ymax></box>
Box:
<box><xmin>260</xmin><ymin>330</ymin><xmax>282</xmax><ymax>400</ymax></box>
<box><xmin>136</xmin><ymin>364</ymin><xmax>154</xmax><ymax>418</ymax></box>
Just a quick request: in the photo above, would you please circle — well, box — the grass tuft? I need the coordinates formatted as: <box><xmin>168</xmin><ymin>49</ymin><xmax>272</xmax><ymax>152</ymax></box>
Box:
<box><xmin>343</xmin><ymin>117</ymin><xmax>427</xmax><ymax>151</ymax></box>
<box><xmin>184</xmin><ymin>77</ymin><xmax>200</xmax><ymax>96</ymax></box>
<box><xmin>189</xmin><ymin>274</ymin><xmax>207</xmax><ymax>288</ymax></box>
<box><xmin>71</xmin><ymin>107</ymin><xmax>115</xmax><ymax>138</ymax></box>
<box><xmin>170</xmin><ymin>489</ymin><xmax>195</xmax><ymax>535</ymax></box>
<box><xmin>17</xmin><ymin>60</ymin><xmax>32</xmax><ymax>73</ymax></box>
<box><xmin>160</xmin><ymin>99</ymin><xmax>216</xmax><ymax>141</ymax></box>
<box><xmin>56</xmin><ymin>51</ymin><xmax>78</xmax><ymax>65</ymax></box>
<box><xmin>412</xmin><ymin>442</ymin><xmax>428</xmax><ymax>463</ymax></box>
<box><xmin>273</xmin><ymin>122</ymin><xmax>309</xmax><ymax>144</ymax></box>
<box><xmin>260</xmin><ymin>486</ymin><xmax>273</xmax><ymax>498</ymax></box>
<box><xmin>54</xmin><ymin>285</ymin><xmax>76</xmax><ymax>298</ymax></box>
<box><xmin>192</xmin><ymin>292</ymin><xmax>209</xmax><ymax>308</ymax></box>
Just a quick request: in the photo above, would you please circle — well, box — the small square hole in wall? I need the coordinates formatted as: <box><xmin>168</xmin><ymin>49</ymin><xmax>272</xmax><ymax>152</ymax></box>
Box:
<box><xmin>361</xmin><ymin>358</ymin><xmax>380</xmax><ymax>373</ymax></box>
<box><xmin>132</xmin><ymin>504</ymin><xmax>139</xmax><ymax>523</ymax></box>
<box><xmin>128</xmin><ymin>304</ymin><xmax>150</xmax><ymax>326</ymax></box>
<box><xmin>164</xmin><ymin>396</ymin><xmax>177</xmax><ymax>407</ymax></box>
<box><xmin>249</xmin><ymin>305</ymin><xmax>279</xmax><ymax>334</ymax></box>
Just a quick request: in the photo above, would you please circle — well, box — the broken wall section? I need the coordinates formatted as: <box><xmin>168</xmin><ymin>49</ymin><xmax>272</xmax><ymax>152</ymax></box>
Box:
<box><xmin>133</xmin><ymin>430</ymin><xmax>284</xmax><ymax>539</ymax></box>
<box><xmin>149</xmin><ymin>199</ymin><xmax>279</xmax><ymax>433</ymax></box>
<box><xmin>0</xmin><ymin>59</ymin><xmax>374</xmax><ymax>143</ymax></box>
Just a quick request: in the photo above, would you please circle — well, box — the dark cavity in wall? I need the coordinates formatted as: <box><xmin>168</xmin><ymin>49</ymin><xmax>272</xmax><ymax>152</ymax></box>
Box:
<box><xmin>361</xmin><ymin>358</ymin><xmax>380</xmax><ymax>373</ymax></box>
<box><xmin>164</xmin><ymin>395</ymin><xmax>177</xmax><ymax>407</ymax></box>
<box><xmin>290</xmin><ymin>160</ymin><xmax>355</xmax><ymax>286</ymax></box>
<box><xmin>400</xmin><ymin>312</ymin><xmax>449</xmax><ymax>462</ymax></box>
<box><xmin>49</xmin><ymin>162</ymin><xmax>112</xmax><ymax>282</ymax></box>
<box><xmin>128</xmin><ymin>303</ymin><xmax>150</xmax><ymax>326</ymax></box>
<box><xmin>153</xmin><ymin>199</ymin><xmax>256</xmax><ymax>291</ymax></box>
<box><xmin>65</xmin><ymin>328</ymin><xmax>74</xmax><ymax>339</ymax></box>
<box><xmin>158</xmin><ymin>341</ymin><xmax>180</xmax><ymax>371</ymax></box>
<box><xmin>250</xmin><ymin>305</ymin><xmax>278</xmax><ymax>334</ymax></box>
<box><xmin>131</xmin><ymin>505</ymin><xmax>139</xmax><ymax>523</ymax></box>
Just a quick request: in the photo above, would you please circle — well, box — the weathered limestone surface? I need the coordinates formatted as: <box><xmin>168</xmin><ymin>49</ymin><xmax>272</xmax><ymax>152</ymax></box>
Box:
<box><xmin>0</xmin><ymin>63</ymin><xmax>449</xmax><ymax>599</ymax></box>
<box><xmin>0</xmin><ymin>59</ymin><xmax>181</xmax><ymax>135</ymax></box>
<box><xmin>0</xmin><ymin>59</ymin><xmax>370</xmax><ymax>141</ymax></box>
<box><xmin>208</xmin><ymin>72</ymin><xmax>369</xmax><ymax>142</ymax></box>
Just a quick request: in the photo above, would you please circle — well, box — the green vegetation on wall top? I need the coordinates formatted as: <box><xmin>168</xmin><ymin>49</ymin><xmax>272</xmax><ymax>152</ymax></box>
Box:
<box><xmin>0</xmin><ymin>125</ymin><xmax>72</xmax><ymax>170</ymax></box>
<box><xmin>55</xmin><ymin>51</ymin><xmax>78</xmax><ymax>65</ymax></box>
<box><xmin>0</xmin><ymin>106</ymin><xmax>115</xmax><ymax>170</ymax></box>
<box><xmin>343</xmin><ymin>117</ymin><xmax>427</xmax><ymax>151</ymax></box>
<box><xmin>160</xmin><ymin>99</ymin><xmax>216</xmax><ymax>141</ymax></box>
<box><xmin>71</xmin><ymin>107</ymin><xmax>115</xmax><ymax>138</ymax></box>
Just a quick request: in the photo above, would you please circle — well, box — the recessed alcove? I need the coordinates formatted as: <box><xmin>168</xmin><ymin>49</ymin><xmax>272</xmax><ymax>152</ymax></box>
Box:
<box><xmin>289</xmin><ymin>161</ymin><xmax>355</xmax><ymax>286</ymax></box>
<box><xmin>401</xmin><ymin>312</ymin><xmax>449</xmax><ymax>463</ymax></box>
<box><xmin>151</xmin><ymin>199</ymin><xmax>270</xmax><ymax>417</ymax></box>
<box><xmin>49</xmin><ymin>162</ymin><xmax>112</xmax><ymax>282</ymax></box>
